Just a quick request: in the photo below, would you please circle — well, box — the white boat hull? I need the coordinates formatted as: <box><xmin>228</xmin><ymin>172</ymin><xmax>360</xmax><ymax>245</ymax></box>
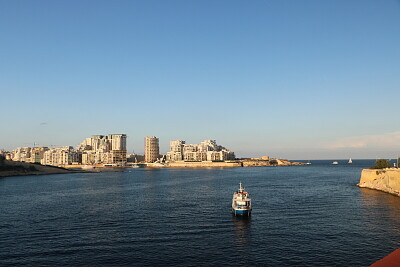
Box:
<box><xmin>232</xmin><ymin>182</ymin><xmax>252</xmax><ymax>216</ymax></box>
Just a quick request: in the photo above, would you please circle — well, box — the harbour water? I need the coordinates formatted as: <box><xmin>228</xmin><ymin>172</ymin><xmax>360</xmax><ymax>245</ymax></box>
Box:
<box><xmin>1</xmin><ymin>160</ymin><xmax>400</xmax><ymax>266</ymax></box>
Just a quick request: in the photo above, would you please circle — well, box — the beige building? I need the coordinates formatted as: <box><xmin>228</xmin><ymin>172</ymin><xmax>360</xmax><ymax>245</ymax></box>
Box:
<box><xmin>78</xmin><ymin>134</ymin><xmax>127</xmax><ymax>165</ymax></box>
<box><xmin>81</xmin><ymin>151</ymin><xmax>96</xmax><ymax>165</ymax></box>
<box><xmin>41</xmin><ymin>146</ymin><xmax>79</xmax><ymax>166</ymax></box>
<box><xmin>109</xmin><ymin>134</ymin><xmax>126</xmax><ymax>150</ymax></box>
<box><xmin>145</xmin><ymin>136</ymin><xmax>159</xmax><ymax>163</ymax></box>
<box><xmin>12</xmin><ymin>147</ymin><xmax>31</xmax><ymax>162</ymax></box>
<box><xmin>166</xmin><ymin>139</ymin><xmax>235</xmax><ymax>162</ymax></box>
<box><xmin>30</xmin><ymin>147</ymin><xmax>49</xmax><ymax>163</ymax></box>
<box><xmin>11</xmin><ymin>147</ymin><xmax>49</xmax><ymax>163</ymax></box>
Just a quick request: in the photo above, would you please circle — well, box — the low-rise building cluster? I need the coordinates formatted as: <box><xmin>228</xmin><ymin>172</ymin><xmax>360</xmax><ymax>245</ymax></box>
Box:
<box><xmin>166</xmin><ymin>139</ymin><xmax>235</xmax><ymax>162</ymax></box>
<box><xmin>11</xmin><ymin>147</ymin><xmax>49</xmax><ymax>163</ymax></box>
<box><xmin>6</xmin><ymin>134</ymin><xmax>128</xmax><ymax>166</ymax></box>
<box><xmin>42</xmin><ymin>146</ymin><xmax>80</xmax><ymax>165</ymax></box>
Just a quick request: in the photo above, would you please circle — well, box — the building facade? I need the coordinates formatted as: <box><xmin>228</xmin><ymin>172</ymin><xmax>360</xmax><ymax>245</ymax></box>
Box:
<box><xmin>8</xmin><ymin>134</ymin><xmax>128</xmax><ymax>167</ymax></box>
<box><xmin>145</xmin><ymin>136</ymin><xmax>159</xmax><ymax>163</ymax></box>
<box><xmin>77</xmin><ymin>134</ymin><xmax>127</xmax><ymax>165</ymax></box>
<box><xmin>41</xmin><ymin>146</ymin><xmax>79</xmax><ymax>165</ymax></box>
<box><xmin>166</xmin><ymin>139</ymin><xmax>235</xmax><ymax>162</ymax></box>
<box><xmin>12</xmin><ymin>147</ymin><xmax>49</xmax><ymax>163</ymax></box>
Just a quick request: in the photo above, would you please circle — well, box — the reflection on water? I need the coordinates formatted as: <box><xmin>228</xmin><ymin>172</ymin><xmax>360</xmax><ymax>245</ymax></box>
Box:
<box><xmin>3</xmin><ymin>161</ymin><xmax>400</xmax><ymax>266</ymax></box>
<box><xmin>232</xmin><ymin>215</ymin><xmax>251</xmax><ymax>251</ymax></box>
<box><xmin>360</xmin><ymin>188</ymin><xmax>400</xmax><ymax>237</ymax></box>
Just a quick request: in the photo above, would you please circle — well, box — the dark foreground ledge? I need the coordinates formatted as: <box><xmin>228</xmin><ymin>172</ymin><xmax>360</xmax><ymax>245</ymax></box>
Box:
<box><xmin>370</xmin><ymin>248</ymin><xmax>400</xmax><ymax>266</ymax></box>
<box><xmin>0</xmin><ymin>160</ymin><xmax>82</xmax><ymax>178</ymax></box>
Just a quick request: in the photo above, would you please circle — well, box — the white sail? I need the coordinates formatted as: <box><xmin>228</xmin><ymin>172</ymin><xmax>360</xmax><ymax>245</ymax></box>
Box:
<box><xmin>348</xmin><ymin>158</ymin><xmax>352</xmax><ymax>164</ymax></box>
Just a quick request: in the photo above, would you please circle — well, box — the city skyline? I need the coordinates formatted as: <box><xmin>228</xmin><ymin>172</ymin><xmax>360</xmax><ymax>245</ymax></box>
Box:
<box><xmin>1</xmin><ymin>1</ymin><xmax>400</xmax><ymax>159</ymax></box>
<box><xmin>4</xmin><ymin>134</ymin><xmax>237</xmax><ymax>166</ymax></box>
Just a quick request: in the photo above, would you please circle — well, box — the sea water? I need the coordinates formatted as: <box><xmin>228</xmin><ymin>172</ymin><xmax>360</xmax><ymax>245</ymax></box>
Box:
<box><xmin>1</xmin><ymin>160</ymin><xmax>400</xmax><ymax>266</ymax></box>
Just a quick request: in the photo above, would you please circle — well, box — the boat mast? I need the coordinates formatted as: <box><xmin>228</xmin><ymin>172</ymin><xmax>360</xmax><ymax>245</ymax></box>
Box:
<box><xmin>239</xmin><ymin>182</ymin><xmax>244</xmax><ymax>193</ymax></box>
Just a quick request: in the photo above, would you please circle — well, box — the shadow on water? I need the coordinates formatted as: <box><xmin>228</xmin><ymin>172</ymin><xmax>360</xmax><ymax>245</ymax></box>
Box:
<box><xmin>232</xmin><ymin>215</ymin><xmax>251</xmax><ymax>251</ymax></box>
<box><xmin>360</xmin><ymin>188</ymin><xmax>400</xmax><ymax>236</ymax></box>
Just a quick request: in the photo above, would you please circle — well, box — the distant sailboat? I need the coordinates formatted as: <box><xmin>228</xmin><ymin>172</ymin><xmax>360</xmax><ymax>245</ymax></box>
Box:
<box><xmin>348</xmin><ymin>158</ymin><xmax>353</xmax><ymax>164</ymax></box>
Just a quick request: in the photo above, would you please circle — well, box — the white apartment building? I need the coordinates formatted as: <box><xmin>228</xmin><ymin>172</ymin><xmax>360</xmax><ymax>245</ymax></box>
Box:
<box><xmin>9</xmin><ymin>134</ymin><xmax>128</xmax><ymax>166</ymax></box>
<box><xmin>12</xmin><ymin>147</ymin><xmax>31</xmax><ymax>162</ymax></box>
<box><xmin>110</xmin><ymin>134</ymin><xmax>127</xmax><ymax>150</ymax></box>
<box><xmin>41</xmin><ymin>146</ymin><xmax>79</xmax><ymax>166</ymax></box>
<box><xmin>170</xmin><ymin>140</ymin><xmax>185</xmax><ymax>153</ymax></box>
<box><xmin>77</xmin><ymin>134</ymin><xmax>127</xmax><ymax>165</ymax></box>
<box><xmin>11</xmin><ymin>147</ymin><xmax>49</xmax><ymax>163</ymax></box>
<box><xmin>30</xmin><ymin>147</ymin><xmax>49</xmax><ymax>163</ymax></box>
<box><xmin>167</xmin><ymin>140</ymin><xmax>184</xmax><ymax>161</ymax></box>
<box><xmin>166</xmin><ymin>139</ymin><xmax>235</xmax><ymax>162</ymax></box>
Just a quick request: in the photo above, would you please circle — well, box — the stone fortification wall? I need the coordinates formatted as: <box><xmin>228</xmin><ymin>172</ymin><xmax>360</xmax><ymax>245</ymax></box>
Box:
<box><xmin>358</xmin><ymin>169</ymin><xmax>400</xmax><ymax>196</ymax></box>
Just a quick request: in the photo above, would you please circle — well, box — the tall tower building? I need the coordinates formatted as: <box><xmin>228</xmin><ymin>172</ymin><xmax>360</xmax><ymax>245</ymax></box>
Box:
<box><xmin>108</xmin><ymin>134</ymin><xmax>127</xmax><ymax>165</ymax></box>
<box><xmin>145</xmin><ymin>136</ymin><xmax>159</xmax><ymax>163</ymax></box>
<box><xmin>108</xmin><ymin>134</ymin><xmax>127</xmax><ymax>150</ymax></box>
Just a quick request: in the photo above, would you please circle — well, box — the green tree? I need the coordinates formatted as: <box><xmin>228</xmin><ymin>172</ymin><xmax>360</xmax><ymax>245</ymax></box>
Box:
<box><xmin>0</xmin><ymin>155</ymin><xmax>5</xmax><ymax>166</ymax></box>
<box><xmin>370</xmin><ymin>159</ymin><xmax>391</xmax><ymax>169</ymax></box>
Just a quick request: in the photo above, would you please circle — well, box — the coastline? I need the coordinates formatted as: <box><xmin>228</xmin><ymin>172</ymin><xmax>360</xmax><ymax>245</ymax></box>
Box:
<box><xmin>0</xmin><ymin>159</ymin><xmax>308</xmax><ymax>178</ymax></box>
<box><xmin>357</xmin><ymin>168</ymin><xmax>400</xmax><ymax>197</ymax></box>
<box><xmin>58</xmin><ymin>159</ymin><xmax>307</xmax><ymax>169</ymax></box>
<box><xmin>0</xmin><ymin>160</ymin><xmax>87</xmax><ymax>178</ymax></box>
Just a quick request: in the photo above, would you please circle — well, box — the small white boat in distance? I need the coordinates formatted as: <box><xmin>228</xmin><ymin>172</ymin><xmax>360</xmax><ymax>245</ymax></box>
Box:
<box><xmin>332</xmin><ymin>161</ymin><xmax>339</xmax><ymax>165</ymax></box>
<box><xmin>232</xmin><ymin>182</ymin><xmax>252</xmax><ymax>216</ymax></box>
<box><xmin>348</xmin><ymin>158</ymin><xmax>353</xmax><ymax>164</ymax></box>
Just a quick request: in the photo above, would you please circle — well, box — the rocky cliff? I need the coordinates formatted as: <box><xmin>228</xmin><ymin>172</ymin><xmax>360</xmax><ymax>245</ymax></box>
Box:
<box><xmin>358</xmin><ymin>169</ymin><xmax>400</xmax><ymax>196</ymax></box>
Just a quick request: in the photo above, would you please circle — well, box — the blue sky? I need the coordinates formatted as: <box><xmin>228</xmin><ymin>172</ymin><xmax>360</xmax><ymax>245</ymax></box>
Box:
<box><xmin>1</xmin><ymin>0</ymin><xmax>400</xmax><ymax>159</ymax></box>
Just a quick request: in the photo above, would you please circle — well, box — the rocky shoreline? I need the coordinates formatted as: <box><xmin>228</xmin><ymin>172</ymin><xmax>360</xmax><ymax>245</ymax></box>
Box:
<box><xmin>357</xmin><ymin>168</ymin><xmax>400</xmax><ymax>197</ymax></box>
<box><xmin>0</xmin><ymin>160</ymin><xmax>84</xmax><ymax>178</ymax></box>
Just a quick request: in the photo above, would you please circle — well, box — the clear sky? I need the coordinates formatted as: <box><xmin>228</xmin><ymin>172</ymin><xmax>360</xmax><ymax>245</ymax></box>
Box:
<box><xmin>1</xmin><ymin>0</ymin><xmax>400</xmax><ymax>159</ymax></box>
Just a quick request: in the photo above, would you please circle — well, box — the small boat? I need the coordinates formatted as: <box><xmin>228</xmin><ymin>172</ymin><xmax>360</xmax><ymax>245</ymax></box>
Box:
<box><xmin>348</xmin><ymin>158</ymin><xmax>353</xmax><ymax>164</ymax></box>
<box><xmin>306</xmin><ymin>160</ymin><xmax>312</xmax><ymax>165</ymax></box>
<box><xmin>232</xmin><ymin>182</ymin><xmax>252</xmax><ymax>216</ymax></box>
<box><xmin>332</xmin><ymin>161</ymin><xmax>339</xmax><ymax>165</ymax></box>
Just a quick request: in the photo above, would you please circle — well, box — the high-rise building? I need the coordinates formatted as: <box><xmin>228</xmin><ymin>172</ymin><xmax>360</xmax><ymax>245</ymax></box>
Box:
<box><xmin>145</xmin><ymin>136</ymin><xmax>159</xmax><ymax>163</ymax></box>
<box><xmin>77</xmin><ymin>134</ymin><xmax>127</xmax><ymax>165</ymax></box>
<box><xmin>109</xmin><ymin>134</ymin><xmax>127</xmax><ymax>150</ymax></box>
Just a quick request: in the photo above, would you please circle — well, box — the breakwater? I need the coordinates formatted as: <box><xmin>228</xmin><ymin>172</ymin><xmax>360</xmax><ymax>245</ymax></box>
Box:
<box><xmin>358</xmin><ymin>169</ymin><xmax>400</xmax><ymax>196</ymax></box>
